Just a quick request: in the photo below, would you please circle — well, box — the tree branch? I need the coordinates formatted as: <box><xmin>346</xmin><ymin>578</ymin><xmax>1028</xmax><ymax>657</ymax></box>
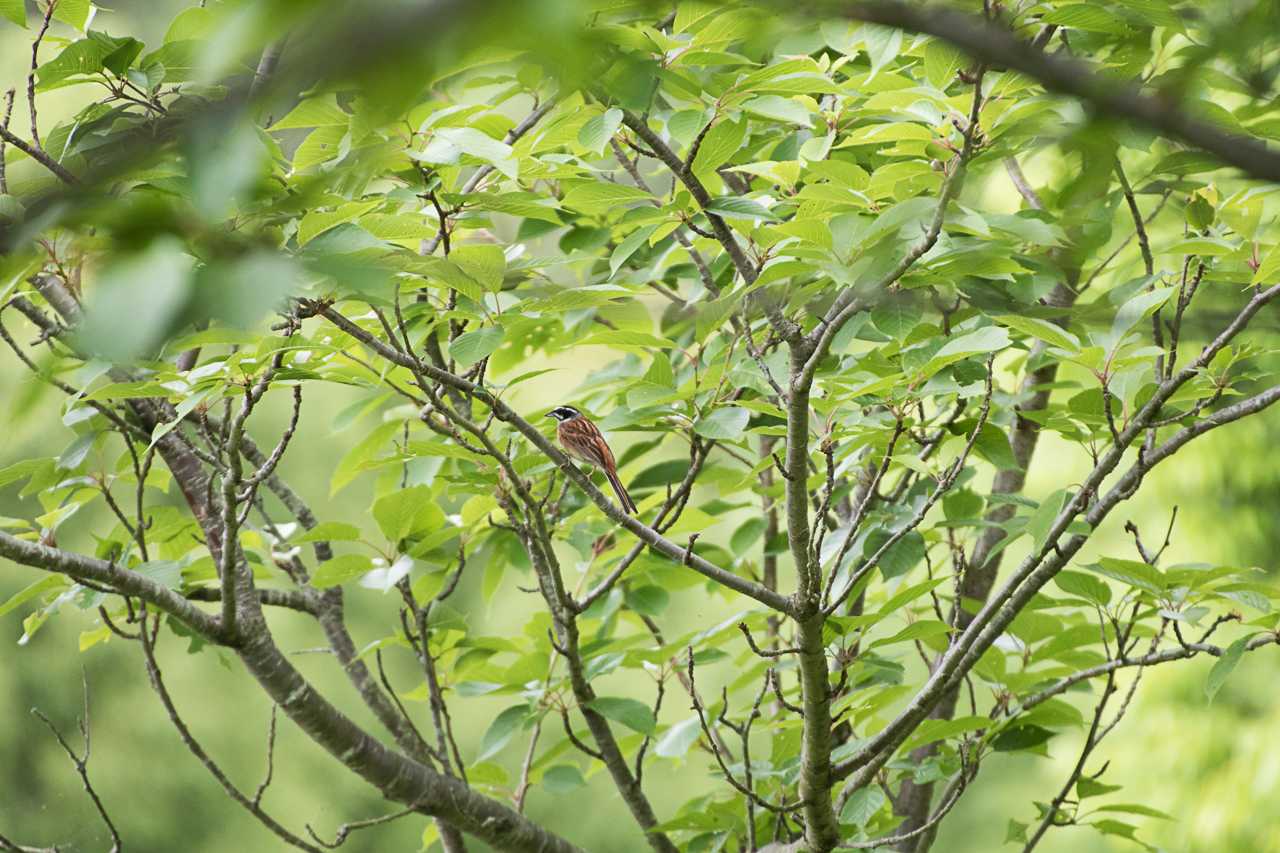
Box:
<box><xmin>840</xmin><ymin>0</ymin><xmax>1280</xmax><ymax>182</ymax></box>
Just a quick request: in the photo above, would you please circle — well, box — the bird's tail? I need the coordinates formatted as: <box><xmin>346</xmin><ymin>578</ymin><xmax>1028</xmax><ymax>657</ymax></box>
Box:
<box><xmin>605</xmin><ymin>469</ymin><xmax>637</xmax><ymax>515</ymax></box>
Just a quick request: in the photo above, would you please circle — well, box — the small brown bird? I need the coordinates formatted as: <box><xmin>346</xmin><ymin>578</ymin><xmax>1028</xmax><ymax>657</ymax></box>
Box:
<box><xmin>546</xmin><ymin>405</ymin><xmax>637</xmax><ymax>514</ymax></box>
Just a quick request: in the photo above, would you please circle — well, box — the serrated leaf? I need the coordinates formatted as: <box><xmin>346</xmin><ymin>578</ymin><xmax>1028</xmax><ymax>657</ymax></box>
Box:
<box><xmin>871</xmin><ymin>301</ymin><xmax>920</xmax><ymax>339</ymax></box>
<box><xmin>840</xmin><ymin>787</ymin><xmax>886</xmax><ymax>826</ymax></box>
<box><xmin>691</xmin><ymin>117</ymin><xmax>747</xmax><ymax>176</ymax></box>
<box><xmin>562</xmin><ymin>181</ymin><xmax>655</xmax><ymax>214</ymax></box>
<box><xmin>974</xmin><ymin>424</ymin><xmax>1019</xmax><ymax>471</ymax></box>
<box><xmin>1026</xmin><ymin>489</ymin><xmax>1069</xmax><ymax>556</ymax></box>
<box><xmin>0</xmin><ymin>0</ymin><xmax>26</xmax><ymax>26</ymax></box>
<box><xmin>1111</xmin><ymin>287</ymin><xmax>1174</xmax><ymax>339</ymax></box>
<box><xmin>449</xmin><ymin>327</ymin><xmax>505</xmax><ymax>367</ymax></box>
<box><xmin>415</xmin><ymin>127</ymin><xmax>517</xmax><ymax>179</ymax></box>
<box><xmin>609</xmin><ymin>224</ymin><xmax>659</xmax><ymax>277</ymax></box>
<box><xmin>1157</xmin><ymin>237</ymin><xmax>1237</xmax><ymax>257</ymax></box>
<box><xmin>295</xmin><ymin>522</ymin><xmax>363</xmax><ymax>543</ymax></box>
<box><xmin>0</xmin><ymin>576</ymin><xmax>68</xmax><ymax>618</ymax></box>
<box><xmin>1044</xmin><ymin>4</ymin><xmax>1128</xmax><ymax>32</ymax></box>
<box><xmin>298</xmin><ymin>201</ymin><xmax>379</xmax><ymax>245</ymax></box>
<box><xmin>1091</xmin><ymin>557</ymin><xmax>1164</xmax><ymax>595</ymax></box>
<box><xmin>997</xmin><ymin>315</ymin><xmax>1080</xmax><ymax>351</ymax></box>
<box><xmin>578</xmin><ymin>329</ymin><xmax>675</xmax><ymax>348</ymax></box>
<box><xmin>1205</xmin><ymin>635</ymin><xmax>1253</xmax><ymax>702</ymax></box>
<box><xmin>1054</xmin><ymin>570</ymin><xmax>1112</xmax><ymax>605</ymax></box>
<box><xmin>705</xmin><ymin>196</ymin><xmax>780</xmax><ymax>222</ymax></box>
<box><xmin>270</xmin><ymin>96</ymin><xmax>349</xmax><ymax>130</ymax></box>
<box><xmin>542</xmin><ymin>764</ymin><xmax>586</xmax><ymax>793</ymax></box>
<box><xmin>53</xmin><ymin>0</ymin><xmax>91</xmax><ymax>30</ymax></box>
<box><xmin>924</xmin><ymin>39</ymin><xmax>964</xmax><ymax>89</ymax></box>
<box><xmin>578</xmin><ymin>107</ymin><xmax>623</xmax><ymax>154</ymax></box>
<box><xmin>587</xmin><ymin>696</ymin><xmax>656</xmax><ymax>735</ymax></box>
<box><xmin>923</xmin><ymin>326</ymin><xmax>1009</xmax><ymax>373</ymax></box>
<box><xmin>992</xmin><ymin>724</ymin><xmax>1054</xmax><ymax>752</ymax></box>
<box><xmin>694</xmin><ymin>406</ymin><xmax>749</xmax><ymax>440</ymax></box>
<box><xmin>870</xmin><ymin>619</ymin><xmax>951</xmax><ymax>649</ymax></box>
<box><xmin>740</xmin><ymin>95</ymin><xmax>812</xmax><ymax>126</ymax></box>
<box><xmin>450</xmin><ymin>244</ymin><xmax>505</xmax><ymax>292</ymax></box>
<box><xmin>311</xmin><ymin>554</ymin><xmax>375</xmax><ymax>588</ymax></box>
<box><xmin>654</xmin><ymin>715</ymin><xmax>701</xmax><ymax>758</ymax></box>
<box><xmin>477</xmin><ymin>705</ymin><xmax>529</xmax><ymax>762</ymax></box>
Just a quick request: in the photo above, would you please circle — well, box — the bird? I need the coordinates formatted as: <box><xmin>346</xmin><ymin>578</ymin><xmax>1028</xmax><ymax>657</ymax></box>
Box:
<box><xmin>546</xmin><ymin>405</ymin><xmax>637</xmax><ymax>515</ymax></box>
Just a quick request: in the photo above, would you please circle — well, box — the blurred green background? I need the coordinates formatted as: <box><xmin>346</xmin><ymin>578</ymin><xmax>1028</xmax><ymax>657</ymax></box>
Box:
<box><xmin>2</xmin><ymin>3</ymin><xmax>1279</xmax><ymax>852</ymax></box>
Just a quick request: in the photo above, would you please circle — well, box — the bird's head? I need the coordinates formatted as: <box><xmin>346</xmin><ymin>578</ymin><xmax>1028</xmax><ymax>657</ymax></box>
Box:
<box><xmin>546</xmin><ymin>405</ymin><xmax>582</xmax><ymax>422</ymax></box>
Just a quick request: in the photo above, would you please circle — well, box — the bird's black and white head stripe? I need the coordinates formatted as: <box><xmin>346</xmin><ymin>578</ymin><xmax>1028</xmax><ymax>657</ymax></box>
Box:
<box><xmin>546</xmin><ymin>405</ymin><xmax>582</xmax><ymax>422</ymax></box>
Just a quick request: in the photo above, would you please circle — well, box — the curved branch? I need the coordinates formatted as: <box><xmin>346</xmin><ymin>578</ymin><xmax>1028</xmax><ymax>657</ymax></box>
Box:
<box><xmin>0</xmin><ymin>531</ymin><xmax>224</xmax><ymax>640</ymax></box>
<box><xmin>841</xmin><ymin>0</ymin><xmax>1280</xmax><ymax>183</ymax></box>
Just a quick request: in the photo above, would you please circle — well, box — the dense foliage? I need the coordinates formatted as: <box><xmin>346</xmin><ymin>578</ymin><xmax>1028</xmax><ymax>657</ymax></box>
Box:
<box><xmin>2</xmin><ymin>1</ymin><xmax>1279</xmax><ymax>851</ymax></box>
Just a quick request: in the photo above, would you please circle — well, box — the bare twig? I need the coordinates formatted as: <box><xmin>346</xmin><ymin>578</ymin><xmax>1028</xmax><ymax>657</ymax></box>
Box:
<box><xmin>30</xmin><ymin>671</ymin><xmax>121</xmax><ymax>853</ymax></box>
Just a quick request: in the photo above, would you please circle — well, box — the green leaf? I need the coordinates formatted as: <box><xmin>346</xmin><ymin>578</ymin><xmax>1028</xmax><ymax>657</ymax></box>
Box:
<box><xmin>924</xmin><ymin>39</ymin><xmax>964</xmax><ymax>89</ymax></box>
<box><xmin>693</xmin><ymin>406</ymin><xmax>750</xmax><ymax>440</ymax></box>
<box><xmin>1043</xmin><ymin>4</ymin><xmax>1128</xmax><ymax>32</ymax></box>
<box><xmin>587</xmin><ymin>696</ymin><xmax>656</xmax><ymax>735</ymax></box>
<box><xmin>654</xmin><ymin>716</ymin><xmax>701</xmax><ymax>759</ymax></box>
<box><xmin>974</xmin><ymin>424</ymin><xmax>1019</xmax><ymax>471</ymax></box>
<box><xmin>164</xmin><ymin>7</ymin><xmax>214</xmax><ymax>42</ymax></box>
<box><xmin>37</xmin><ymin>36</ymin><xmax>116</xmax><ymax>89</ymax></box>
<box><xmin>53</xmin><ymin>0</ymin><xmax>91</xmax><ymax>30</ymax></box>
<box><xmin>870</xmin><ymin>619</ymin><xmax>951</xmax><ymax>649</ymax></box>
<box><xmin>996</xmin><ymin>315</ymin><xmax>1080</xmax><ymax>351</ymax></box>
<box><xmin>1026</xmin><ymin>489</ymin><xmax>1069</xmax><ymax>556</ymax></box>
<box><xmin>865</xmin><ymin>528</ymin><xmax>926</xmax><ymax>579</ymax></box>
<box><xmin>1205</xmin><ymin>635</ymin><xmax>1253</xmax><ymax>702</ymax></box>
<box><xmin>922</xmin><ymin>326</ymin><xmax>1009</xmax><ymax>373</ymax></box>
<box><xmin>578</xmin><ymin>107</ymin><xmax>623</xmax><ymax>154</ymax></box>
<box><xmin>542</xmin><ymin>764</ymin><xmax>586</xmax><ymax>793</ymax></box>
<box><xmin>476</xmin><ymin>705</ymin><xmax>529</xmax><ymax>762</ymax></box>
<box><xmin>862</xmin><ymin>23</ymin><xmax>902</xmax><ymax>77</ymax></box>
<box><xmin>1090</xmin><ymin>557</ymin><xmax>1164</xmax><ymax>595</ymax></box>
<box><xmin>1111</xmin><ymin>287</ymin><xmax>1174</xmax><ymax>339</ymax></box>
<box><xmin>1095</xmin><ymin>804</ymin><xmax>1174</xmax><ymax>820</ymax></box>
<box><xmin>1251</xmin><ymin>243</ymin><xmax>1280</xmax><ymax>285</ymax></box>
<box><xmin>1157</xmin><ymin>237</ymin><xmax>1236</xmax><ymax>256</ymax></box>
<box><xmin>74</xmin><ymin>238</ymin><xmax>194</xmax><ymax>362</ymax></box>
<box><xmin>1054</xmin><ymin>570</ymin><xmax>1112</xmax><ymax>605</ymax></box>
<box><xmin>294</xmin><ymin>522</ymin><xmax>363</xmax><ymax>543</ymax></box>
<box><xmin>298</xmin><ymin>201</ymin><xmax>380</xmax><ymax>246</ymax></box>
<box><xmin>449</xmin><ymin>327</ymin><xmax>505</xmax><ymax>367</ymax></box>
<box><xmin>579</xmin><ymin>330</ymin><xmax>675</xmax><ymax>349</ymax></box>
<box><xmin>1077</xmin><ymin>777</ymin><xmax>1123</xmax><ymax>799</ymax></box>
<box><xmin>901</xmin><ymin>716</ymin><xmax>990</xmax><ymax>751</ymax></box>
<box><xmin>740</xmin><ymin>95</ymin><xmax>812</xmax><ymax>126</ymax></box>
<box><xmin>625</xmin><ymin>585</ymin><xmax>669</xmax><ymax>617</ymax></box>
<box><xmin>372</xmin><ymin>485</ymin><xmax>442</xmax><ymax>543</ymax></box>
<box><xmin>561</xmin><ymin>181</ymin><xmax>654</xmax><ymax>213</ymax></box>
<box><xmin>992</xmin><ymin>724</ymin><xmax>1054</xmax><ymax>752</ymax></box>
<box><xmin>331</xmin><ymin>420</ymin><xmax>402</xmax><ymax>496</ymax></box>
<box><xmin>871</xmin><ymin>301</ymin><xmax>920</xmax><ymax>340</ymax></box>
<box><xmin>0</xmin><ymin>0</ymin><xmax>26</xmax><ymax>26</ymax></box>
<box><xmin>311</xmin><ymin>554</ymin><xmax>375</xmax><ymax>588</ymax></box>
<box><xmin>269</xmin><ymin>96</ymin><xmax>349</xmax><ymax>130</ymax></box>
<box><xmin>690</xmin><ymin>118</ymin><xmax>747</xmax><ymax>176</ymax></box>
<box><xmin>135</xmin><ymin>560</ymin><xmax>183</xmax><ymax>590</ymax></box>
<box><xmin>609</xmin><ymin>224</ymin><xmax>659</xmax><ymax>278</ymax></box>
<box><xmin>0</xmin><ymin>576</ymin><xmax>68</xmax><ymax>618</ymax></box>
<box><xmin>705</xmin><ymin>196</ymin><xmax>780</xmax><ymax>222</ymax></box>
<box><xmin>839</xmin><ymin>787</ymin><xmax>886</xmax><ymax>826</ymax></box>
<box><xmin>416</xmin><ymin>127</ymin><xmax>517</xmax><ymax>179</ymax></box>
<box><xmin>450</xmin><ymin>244</ymin><xmax>507</xmax><ymax>293</ymax></box>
